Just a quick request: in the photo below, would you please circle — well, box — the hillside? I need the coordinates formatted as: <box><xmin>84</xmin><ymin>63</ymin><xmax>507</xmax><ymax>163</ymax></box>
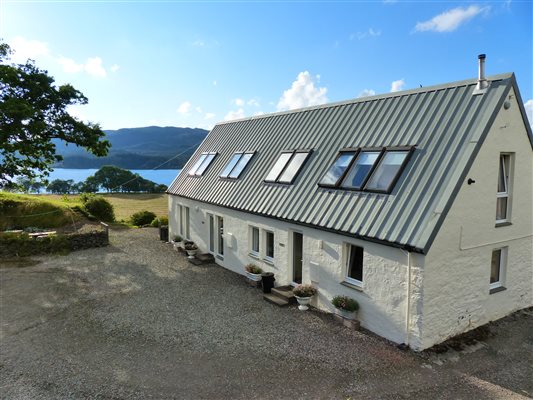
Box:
<box><xmin>53</xmin><ymin>126</ymin><xmax>208</xmax><ymax>169</ymax></box>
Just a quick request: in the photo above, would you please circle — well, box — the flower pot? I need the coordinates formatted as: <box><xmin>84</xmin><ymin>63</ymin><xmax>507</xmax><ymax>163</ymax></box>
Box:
<box><xmin>295</xmin><ymin>296</ymin><xmax>312</xmax><ymax>311</ymax></box>
<box><xmin>336</xmin><ymin>308</ymin><xmax>357</xmax><ymax>320</ymax></box>
<box><xmin>246</xmin><ymin>272</ymin><xmax>262</xmax><ymax>282</ymax></box>
<box><xmin>186</xmin><ymin>249</ymin><xmax>197</xmax><ymax>259</ymax></box>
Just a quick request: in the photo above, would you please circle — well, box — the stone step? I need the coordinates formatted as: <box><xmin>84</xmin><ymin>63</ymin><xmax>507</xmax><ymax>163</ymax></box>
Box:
<box><xmin>271</xmin><ymin>286</ymin><xmax>296</xmax><ymax>303</ymax></box>
<box><xmin>263</xmin><ymin>293</ymin><xmax>289</xmax><ymax>307</ymax></box>
<box><xmin>196</xmin><ymin>253</ymin><xmax>215</xmax><ymax>263</ymax></box>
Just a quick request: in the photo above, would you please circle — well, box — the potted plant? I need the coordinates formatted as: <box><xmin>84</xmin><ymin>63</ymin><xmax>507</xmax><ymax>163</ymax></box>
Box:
<box><xmin>245</xmin><ymin>264</ymin><xmax>263</xmax><ymax>282</ymax></box>
<box><xmin>184</xmin><ymin>241</ymin><xmax>198</xmax><ymax>258</ymax></box>
<box><xmin>293</xmin><ymin>284</ymin><xmax>317</xmax><ymax>311</ymax></box>
<box><xmin>172</xmin><ymin>235</ymin><xmax>183</xmax><ymax>250</ymax></box>
<box><xmin>331</xmin><ymin>295</ymin><xmax>359</xmax><ymax>320</ymax></box>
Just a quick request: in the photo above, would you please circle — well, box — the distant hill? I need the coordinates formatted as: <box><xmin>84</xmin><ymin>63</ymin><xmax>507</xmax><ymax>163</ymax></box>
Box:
<box><xmin>53</xmin><ymin>126</ymin><xmax>209</xmax><ymax>169</ymax></box>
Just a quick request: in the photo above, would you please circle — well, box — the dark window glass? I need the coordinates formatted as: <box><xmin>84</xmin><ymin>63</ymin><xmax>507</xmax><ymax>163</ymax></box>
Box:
<box><xmin>251</xmin><ymin>227</ymin><xmax>259</xmax><ymax>253</ymax></box>
<box><xmin>490</xmin><ymin>249</ymin><xmax>501</xmax><ymax>284</ymax></box>
<box><xmin>266</xmin><ymin>231</ymin><xmax>274</xmax><ymax>259</ymax></box>
<box><xmin>347</xmin><ymin>245</ymin><xmax>363</xmax><ymax>282</ymax></box>
<box><xmin>320</xmin><ymin>152</ymin><xmax>356</xmax><ymax>186</ymax></box>
<box><xmin>341</xmin><ymin>151</ymin><xmax>380</xmax><ymax>189</ymax></box>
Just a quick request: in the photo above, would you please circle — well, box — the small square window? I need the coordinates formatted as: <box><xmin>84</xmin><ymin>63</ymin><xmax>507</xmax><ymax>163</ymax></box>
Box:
<box><xmin>345</xmin><ymin>244</ymin><xmax>363</xmax><ymax>285</ymax></box>
<box><xmin>265</xmin><ymin>231</ymin><xmax>274</xmax><ymax>260</ymax></box>
<box><xmin>250</xmin><ymin>226</ymin><xmax>260</xmax><ymax>255</ymax></box>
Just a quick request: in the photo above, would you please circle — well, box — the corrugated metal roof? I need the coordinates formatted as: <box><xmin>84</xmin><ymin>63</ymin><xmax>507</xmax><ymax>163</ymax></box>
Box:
<box><xmin>168</xmin><ymin>73</ymin><xmax>524</xmax><ymax>253</ymax></box>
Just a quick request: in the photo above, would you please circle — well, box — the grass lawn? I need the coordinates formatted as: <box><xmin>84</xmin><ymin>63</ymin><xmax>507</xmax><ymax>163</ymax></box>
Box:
<box><xmin>32</xmin><ymin>193</ymin><xmax>168</xmax><ymax>222</ymax></box>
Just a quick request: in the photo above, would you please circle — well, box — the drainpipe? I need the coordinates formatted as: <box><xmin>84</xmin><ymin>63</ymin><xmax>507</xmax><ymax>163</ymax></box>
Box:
<box><xmin>405</xmin><ymin>251</ymin><xmax>412</xmax><ymax>347</ymax></box>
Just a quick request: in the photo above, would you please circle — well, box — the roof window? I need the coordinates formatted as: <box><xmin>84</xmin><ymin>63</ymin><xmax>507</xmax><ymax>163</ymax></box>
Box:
<box><xmin>188</xmin><ymin>152</ymin><xmax>217</xmax><ymax>176</ymax></box>
<box><xmin>220</xmin><ymin>152</ymin><xmax>255</xmax><ymax>179</ymax></box>
<box><xmin>320</xmin><ymin>147</ymin><xmax>413</xmax><ymax>194</ymax></box>
<box><xmin>265</xmin><ymin>150</ymin><xmax>312</xmax><ymax>184</ymax></box>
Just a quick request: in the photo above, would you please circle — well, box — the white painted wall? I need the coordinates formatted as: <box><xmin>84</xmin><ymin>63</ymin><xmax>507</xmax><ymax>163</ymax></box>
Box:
<box><xmin>168</xmin><ymin>195</ymin><xmax>423</xmax><ymax>346</ymax></box>
<box><xmin>420</xmin><ymin>87</ymin><xmax>533</xmax><ymax>350</ymax></box>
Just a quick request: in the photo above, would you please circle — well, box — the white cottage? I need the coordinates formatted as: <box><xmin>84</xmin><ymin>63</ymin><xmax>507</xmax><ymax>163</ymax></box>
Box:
<box><xmin>167</xmin><ymin>57</ymin><xmax>533</xmax><ymax>350</ymax></box>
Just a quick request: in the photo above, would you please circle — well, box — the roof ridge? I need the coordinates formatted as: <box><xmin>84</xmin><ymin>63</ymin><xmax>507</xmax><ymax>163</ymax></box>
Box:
<box><xmin>216</xmin><ymin>72</ymin><xmax>514</xmax><ymax>126</ymax></box>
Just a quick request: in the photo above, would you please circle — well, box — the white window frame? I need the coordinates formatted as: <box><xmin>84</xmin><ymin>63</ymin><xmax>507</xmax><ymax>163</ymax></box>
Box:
<box><xmin>490</xmin><ymin>247</ymin><xmax>507</xmax><ymax>292</ymax></box>
<box><xmin>249</xmin><ymin>226</ymin><xmax>260</xmax><ymax>257</ymax></box>
<box><xmin>263</xmin><ymin>230</ymin><xmax>275</xmax><ymax>263</ymax></box>
<box><xmin>178</xmin><ymin>205</ymin><xmax>190</xmax><ymax>239</ymax></box>
<box><xmin>496</xmin><ymin>154</ymin><xmax>512</xmax><ymax>224</ymax></box>
<box><xmin>178</xmin><ymin>205</ymin><xmax>184</xmax><ymax>236</ymax></box>
<box><xmin>344</xmin><ymin>243</ymin><xmax>364</xmax><ymax>287</ymax></box>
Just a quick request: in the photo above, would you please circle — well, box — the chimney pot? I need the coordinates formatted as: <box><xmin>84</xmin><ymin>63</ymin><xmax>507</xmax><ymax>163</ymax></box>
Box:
<box><xmin>475</xmin><ymin>54</ymin><xmax>489</xmax><ymax>93</ymax></box>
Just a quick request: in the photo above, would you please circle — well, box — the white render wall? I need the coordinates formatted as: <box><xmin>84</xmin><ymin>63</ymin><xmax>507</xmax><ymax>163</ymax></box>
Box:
<box><xmin>420</xmin><ymin>88</ymin><xmax>533</xmax><ymax>350</ymax></box>
<box><xmin>168</xmin><ymin>195</ymin><xmax>423</xmax><ymax>346</ymax></box>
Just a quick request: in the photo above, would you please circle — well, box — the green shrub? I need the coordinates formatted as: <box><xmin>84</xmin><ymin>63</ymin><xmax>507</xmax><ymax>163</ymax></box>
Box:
<box><xmin>79</xmin><ymin>193</ymin><xmax>96</xmax><ymax>204</ymax></box>
<box><xmin>130</xmin><ymin>210</ymin><xmax>156</xmax><ymax>226</ymax></box>
<box><xmin>331</xmin><ymin>295</ymin><xmax>359</xmax><ymax>312</ymax></box>
<box><xmin>84</xmin><ymin>196</ymin><xmax>115</xmax><ymax>222</ymax></box>
<box><xmin>245</xmin><ymin>264</ymin><xmax>263</xmax><ymax>274</ymax></box>
<box><xmin>0</xmin><ymin>232</ymin><xmax>70</xmax><ymax>257</ymax></box>
<box><xmin>150</xmin><ymin>216</ymin><xmax>169</xmax><ymax>227</ymax></box>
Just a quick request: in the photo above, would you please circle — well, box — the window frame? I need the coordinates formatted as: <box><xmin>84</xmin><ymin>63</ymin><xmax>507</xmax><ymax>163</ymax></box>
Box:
<box><xmin>344</xmin><ymin>243</ymin><xmax>364</xmax><ymax>287</ymax></box>
<box><xmin>220</xmin><ymin>151</ymin><xmax>256</xmax><ymax>180</ymax></box>
<box><xmin>188</xmin><ymin>152</ymin><xmax>218</xmax><ymax>177</ymax></box>
<box><xmin>264</xmin><ymin>149</ymin><xmax>313</xmax><ymax>185</ymax></box>
<box><xmin>489</xmin><ymin>247</ymin><xmax>507</xmax><ymax>293</ymax></box>
<box><xmin>264</xmin><ymin>230</ymin><xmax>275</xmax><ymax>263</ymax></box>
<box><xmin>496</xmin><ymin>153</ymin><xmax>512</xmax><ymax>225</ymax></box>
<box><xmin>249</xmin><ymin>226</ymin><xmax>260</xmax><ymax>256</ymax></box>
<box><xmin>318</xmin><ymin>145</ymin><xmax>415</xmax><ymax>195</ymax></box>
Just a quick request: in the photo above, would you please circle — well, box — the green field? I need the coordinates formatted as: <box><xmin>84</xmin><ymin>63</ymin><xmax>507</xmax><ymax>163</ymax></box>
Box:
<box><xmin>38</xmin><ymin>193</ymin><xmax>168</xmax><ymax>222</ymax></box>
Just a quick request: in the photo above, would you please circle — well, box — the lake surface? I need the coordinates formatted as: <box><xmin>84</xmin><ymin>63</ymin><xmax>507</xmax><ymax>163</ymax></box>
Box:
<box><xmin>48</xmin><ymin>168</ymin><xmax>181</xmax><ymax>186</ymax></box>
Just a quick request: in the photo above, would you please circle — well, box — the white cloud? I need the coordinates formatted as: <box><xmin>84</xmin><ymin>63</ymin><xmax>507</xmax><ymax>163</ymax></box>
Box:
<box><xmin>224</xmin><ymin>109</ymin><xmax>245</xmax><ymax>121</ymax></box>
<box><xmin>358</xmin><ymin>89</ymin><xmax>376</xmax><ymax>98</ymax></box>
<box><xmin>524</xmin><ymin>99</ymin><xmax>533</xmax><ymax>129</ymax></box>
<box><xmin>9</xmin><ymin>37</ymin><xmax>49</xmax><ymax>62</ymax></box>
<box><xmin>415</xmin><ymin>5</ymin><xmax>490</xmax><ymax>33</ymax></box>
<box><xmin>57</xmin><ymin>56</ymin><xmax>84</xmax><ymax>73</ymax></box>
<box><xmin>350</xmin><ymin>28</ymin><xmax>381</xmax><ymax>41</ymax></box>
<box><xmin>84</xmin><ymin>57</ymin><xmax>107</xmax><ymax>78</ymax></box>
<box><xmin>177</xmin><ymin>101</ymin><xmax>192</xmax><ymax>114</ymax></box>
<box><xmin>391</xmin><ymin>79</ymin><xmax>406</xmax><ymax>92</ymax></box>
<box><xmin>110</xmin><ymin>64</ymin><xmax>120</xmax><ymax>73</ymax></box>
<box><xmin>233</xmin><ymin>98</ymin><xmax>245</xmax><ymax>107</ymax></box>
<box><xmin>277</xmin><ymin>71</ymin><xmax>328</xmax><ymax>111</ymax></box>
<box><xmin>247</xmin><ymin>98</ymin><xmax>260</xmax><ymax>107</ymax></box>
<box><xmin>204</xmin><ymin>112</ymin><xmax>216</xmax><ymax>120</ymax></box>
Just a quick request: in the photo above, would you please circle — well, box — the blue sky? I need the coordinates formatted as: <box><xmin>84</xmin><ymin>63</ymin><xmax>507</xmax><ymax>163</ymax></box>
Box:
<box><xmin>1</xmin><ymin>0</ymin><xmax>532</xmax><ymax>131</ymax></box>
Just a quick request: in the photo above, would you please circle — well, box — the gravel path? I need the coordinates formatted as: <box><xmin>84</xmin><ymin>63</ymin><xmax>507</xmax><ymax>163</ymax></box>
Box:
<box><xmin>1</xmin><ymin>228</ymin><xmax>531</xmax><ymax>399</ymax></box>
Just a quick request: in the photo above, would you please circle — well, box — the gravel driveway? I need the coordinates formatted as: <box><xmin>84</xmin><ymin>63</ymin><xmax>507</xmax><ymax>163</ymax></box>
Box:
<box><xmin>1</xmin><ymin>228</ymin><xmax>531</xmax><ymax>399</ymax></box>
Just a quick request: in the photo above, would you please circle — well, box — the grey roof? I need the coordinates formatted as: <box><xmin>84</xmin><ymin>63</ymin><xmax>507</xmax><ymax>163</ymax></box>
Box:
<box><xmin>168</xmin><ymin>73</ymin><xmax>532</xmax><ymax>254</ymax></box>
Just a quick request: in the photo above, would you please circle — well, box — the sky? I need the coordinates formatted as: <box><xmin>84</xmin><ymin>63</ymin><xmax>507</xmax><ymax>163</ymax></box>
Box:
<box><xmin>1</xmin><ymin>0</ymin><xmax>532</xmax><ymax>131</ymax></box>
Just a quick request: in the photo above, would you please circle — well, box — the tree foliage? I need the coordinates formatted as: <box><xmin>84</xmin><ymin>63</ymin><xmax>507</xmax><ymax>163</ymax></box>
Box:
<box><xmin>0</xmin><ymin>41</ymin><xmax>110</xmax><ymax>186</ymax></box>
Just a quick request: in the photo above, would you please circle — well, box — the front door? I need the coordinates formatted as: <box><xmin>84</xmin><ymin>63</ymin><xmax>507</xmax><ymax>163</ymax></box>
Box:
<box><xmin>292</xmin><ymin>231</ymin><xmax>303</xmax><ymax>285</ymax></box>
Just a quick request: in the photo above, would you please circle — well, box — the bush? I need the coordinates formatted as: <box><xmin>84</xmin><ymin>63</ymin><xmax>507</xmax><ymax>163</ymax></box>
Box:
<box><xmin>172</xmin><ymin>234</ymin><xmax>183</xmax><ymax>242</ymax></box>
<box><xmin>331</xmin><ymin>295</ymin><xmax>359</xmax><ymax>312</ymax></box>
<box><xmin>130</xmin><ymin>210</ymin><xmax>157</xmax><ymax>226</ymax></box>
<box><xmin>84</xmin><ymin>196</ymin><xmax>115</xmax><ymax>222</ymax></box>
<box><xmin>0</xmin><ymin>232</ymin><xmax>70</xmax><ymax>257</ymax></box>
<box><xmin>293</xmin><ymin>284</ymin><xmax>317</xmax><ymax>297</ymax></box>
<box><xmin>79</xmin><ymin>193</ymin><xmax>96</xmax><ymax>204</ymax></box>
<box><xmin>150</xmin><ymin>216</ymin><xmax>169</xmax><ymax>227</ymax></box>
<box><xmin>245</xmin><ymin>264</ymin><xmax>263</xmax><ymax>274</ymax></box>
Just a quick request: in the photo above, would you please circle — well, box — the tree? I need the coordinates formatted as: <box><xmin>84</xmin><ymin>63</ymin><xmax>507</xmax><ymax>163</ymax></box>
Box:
<box><xmin>93</xmin><ymin>165</ymin><xmax>134</xmax><ymax>192</ymax></box>
<box><xmin>78</xmin><ymin>175</ymin><xmax>100</xmax><ymax>193</ymax></box>
<box><xmin>46</xmin><ymin>179</ymin><xmax>74</xmax><ymax>194</ymax></box>
<box><xmin>0</xmin><ymin>41</ymin><xmax>110</xmax><ymax>186</ymax></box>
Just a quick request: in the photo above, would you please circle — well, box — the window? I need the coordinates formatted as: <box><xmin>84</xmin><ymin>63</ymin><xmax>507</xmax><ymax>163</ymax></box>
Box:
<box><xmin>208</xmin><ymin>214</ymin><xmax>215</xmax><ymax>252</ymax></box>
<box><xmin>320</xmin><ymin>146</ymin><xmax>413</xmax><ymax>194</ymax></box>
<box><xmin>188</xmin><ymin>152</ymin><xmax>217</xmax><ymax>176</ymax></box>
<box><xmin>179</xmin><ymin>205</ymin><xmax>190</xmax><ymax>239</ymax></box>
<box><xmin>341</xmin><ymin>151</ymin><xmax>380</xmax><ymax>189</ymax></box>
<box><xmin>365</xmin><ymin>150</ymin><xmax>409</xmax><ymax>192</ymax></box>
<box><xmin>345</xmin><ymin>244</ymin><xmax>363</xmax><ymax>286</ymax></box>
<box><xmin>496</xmin><ymin>154</ymin><xmax>511</xmax><ymax>223</ymax></box>
<box><xmin>490</xmin><ymin>248</ymin><xmax>507</xmax><ymax>292</ymax></box>
<box><xmin>265</xmin><ymin>231</ymin><xmax>274</xmax><ymax>260</ymax></box>
<box><xmin>265</xmin><ymin>150</ymin><xmax>312</xmax><ymax>184</ymax></box>
<box><xmin>221</xmin><ymin>152</ymin><xmax>255</xmax><ymax>179</ymax></box>
<box><xmin>250</xmin><ymin>226</ymin><xmax>260</xmax><ymax>255</ymax></box>
<box><xmin>320</xmin><ymin>151</ymin><xmax>356</xmax><ymax>186</ymax></box>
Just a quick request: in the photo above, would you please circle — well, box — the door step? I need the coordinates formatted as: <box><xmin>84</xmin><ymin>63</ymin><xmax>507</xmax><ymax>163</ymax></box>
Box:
<box><xmin>188</xmin><ymin>253</ymin><xmax>215</xmax><ymax>265</ymax></box>
<box><xmin>263</xmin><ymin>285</ymin><xmax>296</xmax><ymax>307</ymax></box>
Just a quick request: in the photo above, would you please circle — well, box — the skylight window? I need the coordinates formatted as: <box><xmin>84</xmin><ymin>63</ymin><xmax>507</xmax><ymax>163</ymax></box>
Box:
<box><xmin>341</xmin><ymin>151</ymin><xmax>380</xmax><ymax>189</ymax></box>
<box><xmin>365</xmin><ymin>150</ymin><xmax>409</xmax><ymax>192</ymax></box>
<box><xmin>220</xmin><ymin>152</ymin><xmax>255</xmax><ymax>179</ymax></box>
<box><xmin>319</xmin><ymin>151</ymin><xmax>356</xmax><ymax>186</ymax></box>
<box><xmin>320</xmin><ymin>147</ymin><xmax>413</xmax><ymax>194</ymax></box>
<box><xmin>265</xmin><ymin>150</ymin><xmax>312</xmax><ymax>184</ymax></box>
<box><xmin>188</xmin><ymin>152</ymin><xmax>217</xmax><ymax>176</ymax></box>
